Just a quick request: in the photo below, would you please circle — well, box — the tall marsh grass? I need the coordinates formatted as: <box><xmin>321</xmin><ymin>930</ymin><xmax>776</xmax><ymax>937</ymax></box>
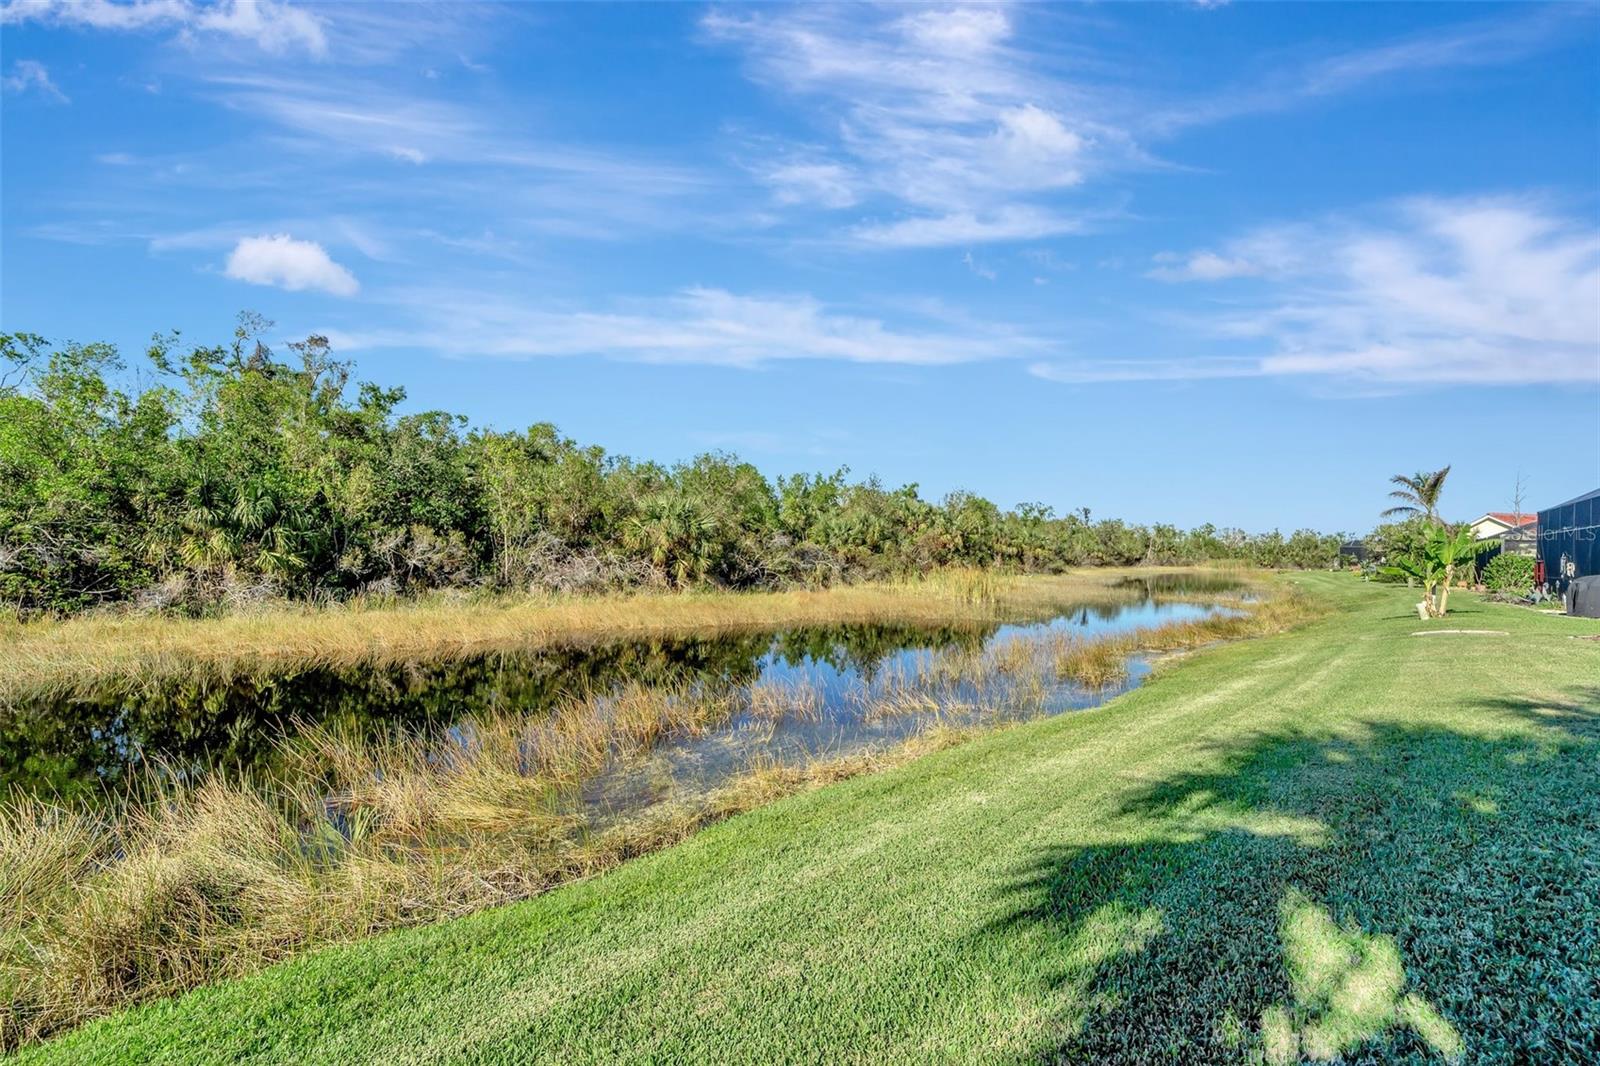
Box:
<box><xmin>1052</xmin><ymin>636</ymin><xmax>1133</xmax><ymax>690</ymax></box>
<box><xmin>0</xmin><ymin>570</ymin><xmax>1151</xmax><ymax>707</ymax></box>
<box><xmin>909</xmin><ymin>567</ymin><xmax>1006</xmax><ymax>609</ymax></box>
<box><xmin>0</xmin><ymin>578</ymin><xmax>1316</xmax><ymax>1049</ymax></box>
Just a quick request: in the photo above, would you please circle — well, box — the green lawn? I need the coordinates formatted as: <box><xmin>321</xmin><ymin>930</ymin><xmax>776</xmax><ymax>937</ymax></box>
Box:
<box><xmin>23</xmin><ymin>575</ymin><xmax>1600</xmax><ymax>1064</ymax></box>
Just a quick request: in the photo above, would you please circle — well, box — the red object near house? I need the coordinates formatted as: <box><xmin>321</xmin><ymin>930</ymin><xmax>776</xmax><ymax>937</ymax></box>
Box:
<box><xmin>1535</xmin><ymin>559</ymin><xmax>1545</xmax><ymax>585</ymax></box>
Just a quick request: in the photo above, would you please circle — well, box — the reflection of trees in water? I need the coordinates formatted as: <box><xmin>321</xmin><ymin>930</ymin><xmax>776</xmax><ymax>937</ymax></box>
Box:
<box><xmin>1114</xmin><ymin>574</ymin><xmax>1246</xmax><ymax>597</ymax></box>
<box><xmin>1062</xmin><ymin>604</ymin><xmax>1136</xmax><ymax>625</ymax></box>
<box><xmin>0</xmin><ymin>621</ymin><xmax>994</xmax><ymax>801</ymax></box>
<box><xmin>768</xmin><ymin>622</ymin><xmax>992</xmax><ymax>679</ymax></box>
<box><xmin>8</xmin><ymin>595</ymin><xmax>1228</xmax><ymax>802</ymax></box>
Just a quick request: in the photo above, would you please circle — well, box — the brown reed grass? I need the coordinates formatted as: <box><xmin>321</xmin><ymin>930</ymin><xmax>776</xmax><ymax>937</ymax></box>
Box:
<box><xmin>0</xmin><ymin>569</ymin><xmax>1171</xmax><ymax>707</ymax></box>
<box><xmin>0</xmin><ymin>575</ymin><xmax>1313</xmax><ymax>1050</ymax></box>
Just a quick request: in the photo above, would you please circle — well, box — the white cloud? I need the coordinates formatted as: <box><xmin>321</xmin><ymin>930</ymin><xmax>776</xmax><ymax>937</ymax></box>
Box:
<box><xmin>1</xmin><ymin>0</ymin><xmax>327</xmax><ymax>57</ymax></box>
<box><xmin>201</xmin><ymin>70</ymin><xmax>711</xmax><ymax>193</ymax></box>
<box><xmin>853</xmin><ymin>206</ymin><xmax>1089</xmax><ymax>248</ymax></box>
<box><xmin>1147</xmin><ymin>250</ymin><xmax>1262</xmax><ymax>282</ymax></box>
<box><xmin>1151</xmin><ymin>5</ymin><xmax>1594</xmax><ymax>132</ymax></box>
<box><xmin>191</xmin><ymin>0</ymin><xmax>324</xmax><ymax>56</ymax></box>
<box><xmin>1242</xmin><ymin>198</ymin><xmax>1596</xmax><ymax>384</ymax></box>
<box><xmin>1147</xmin><ymin>227</ymin><xmax>1325</xmax><ymax>283</ymax></box>
<box><xmin>961</xmin><ymin>251</ymin><xmax>996</xmax><ymax>281</ymax></box>
<box><xmin>1063</xmin><ymin>197</ymin><xmax>1600</xmax><ymax>387</ymax></box>
<box><xmin>1029</xmin><ymin>357</ymin><xmax>1259</xmax><ymax>384</ymax></box>
<box><xmin>1298</xmin><ymin>6</ymin><xmax>1581</xmax><ymax>98</ymax></box>
<box><xmin>761</xmin><ymin>160</ymin><xmax>858</xmax><ymax>209</ymax></box>
<box><xmin>332</xmin><ymin>287</ymin><xmax>1047</xmax><ymax>367</ymax></box>
<box><xmin>2</xmin><ymin>60</ymin><xmax>68</xmax><ymax>102</ymax></box>
<box><xmin>897</xmin><ymin>6</ymin><xmax>1010</xmax><ymax>54</ymax></box>
<box><xmin>705</xmin><ymin>1</ymin><xmax>1589</xmax><ymax>245</ymax></box>
<box><xmin>704</xmin><ymin>6</ymin><xmax>1126</xmax><ymax>247</ymax></box>
<box><xmin>224</xmin><ymin>234</ymin><xmax>359</xmax><ymax>296</ymax></box>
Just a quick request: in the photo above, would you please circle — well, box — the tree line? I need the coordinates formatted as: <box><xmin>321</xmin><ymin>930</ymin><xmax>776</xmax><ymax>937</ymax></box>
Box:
<box><xmin>0</xmin><ymin>316</ymin><xmax>1346</xmax><ymax>616</ymax></box>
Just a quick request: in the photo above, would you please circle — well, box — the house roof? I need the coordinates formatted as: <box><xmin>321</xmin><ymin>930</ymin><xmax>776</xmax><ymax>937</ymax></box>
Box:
<box><xmin>1475</xmin><ymin>512</ymin><xmax>1538</xmax><ymax>528</ymax></box>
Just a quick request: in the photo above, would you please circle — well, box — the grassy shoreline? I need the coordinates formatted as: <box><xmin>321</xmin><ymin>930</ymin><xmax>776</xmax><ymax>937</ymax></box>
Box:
<box><xmin>0</xmin><ymin>567</ymin><xmax>1224</xmax><ymax>705</ymax></box>
<box><xmin>1</xmin><ymin>576</ymin><xmax>1300</xmax><ymax>1049</ymax></box>
<box><xmin>16</xmin><ymin>573</ymin><xmax>1599</xmax><ymax>1064</ymax></box>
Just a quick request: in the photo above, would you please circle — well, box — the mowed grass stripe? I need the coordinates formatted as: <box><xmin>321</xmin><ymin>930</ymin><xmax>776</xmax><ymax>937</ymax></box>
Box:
<box><xmin>21</xmin><ymin>574</ymin><xmax>1600</xmax><ymax>1064</ymax></box>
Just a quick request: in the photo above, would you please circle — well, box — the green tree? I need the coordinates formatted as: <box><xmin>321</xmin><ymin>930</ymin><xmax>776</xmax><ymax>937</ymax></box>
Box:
<box><xmin>1382</xmin><ymin>523</ymin><xmax>1491</xmax><ymax>618</ymax></box>
<box><xmin>1381</xmin><ymin>466</ymin><xmax>1451</xmax><ymax>523</ymax></box>
<box><xmin>1</xmin><ymin>315</ymin><xmax>1357</xmax><ymax>615</ymax></box>
<box><xmin>0</xmin><ymin>333</ymin><xmax>182</xmax><ymax>611</ymax></box>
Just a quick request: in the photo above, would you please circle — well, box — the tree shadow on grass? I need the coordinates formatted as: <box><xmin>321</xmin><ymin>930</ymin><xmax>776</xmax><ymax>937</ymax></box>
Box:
<box><xmin>983</xmin><ymin>689</ymin><xmax>1600</xmax><ymax>1064</ymax></box>
<box><xmin>1379</xmin><ymin>602</ymin><xmax>1497</xmax><ymax>623</ymax></box>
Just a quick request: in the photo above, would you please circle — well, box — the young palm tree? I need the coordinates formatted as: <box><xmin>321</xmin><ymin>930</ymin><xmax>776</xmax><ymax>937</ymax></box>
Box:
<box><xmin>1381</xmin><ymin>466</ymin><xmax>1452</xmax><ymax>522</ymax></box>
<box><xmin>1382</xmin><ymin>522</ymin><xmax>1491</xmax><ymax>618</ymax></box>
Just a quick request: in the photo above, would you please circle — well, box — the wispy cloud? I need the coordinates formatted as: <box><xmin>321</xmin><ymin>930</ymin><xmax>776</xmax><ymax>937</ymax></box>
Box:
<box><xmin>224</xmin><ymin>234</ymin><xmax>359</xmax><ymax>296</ymax></box>
<box><xmin>1030</xmin><ymin>357</ymin><xmax>1258</xmax><ymax>384</ymax></box>
<box><xmin>203</xmin><ymin>71</ymin><xmax>705</xmax><ymax>187</ymax></box>
<box><xmin>1</xmin><ymin>0</ymin><xmax>328</xmax><ymax>57</ymax></box>
<box><xmin>854</xmin><ymin>206</ymin><xmax>1094</xmax><ymax>249</ymax></box>
<box><xmin>759</xmin><ymin>159</ymin><xmax>859</xmax><ymax>209</ymax></box>
<box><xmin>330</xmin><ymin>286</ymin><xmax>1048</xmax><ymax>367</ymax></box>
<box><xmin>1038</xmin><ymin>196</ymin><xmax>1600</xmax><ymax>387</ymax></box>
<box><xmin>178</xmin><ymin>69</ymin><xmax>727</xmax><ymax>242</ymax></box>
<box><xmin>1146</xmin><ymin>252</ymin><xmax>1253</xmax><ymax>282</ymax></box>
<box><xmin>28</xmin><ymin>64</ymin><xmax>732</xmax><ymax>265</ymax></box>
<box><xmin>704</xmin><ymin>5</ymin><xmax>1132</xmax><ymax>248</ymax></box>
<box><xmin>961</xmin><ymin>250</ymin><xmax>996</xmax><ymax>281</ymax></box>
<box><xmin>2</xmin><ymin>59</ymin><xmax>68</xmax><ymax>102</ymax></box>
<box><xmin>706</xmin><ymin>2</ymin><xmax>1591</xmax><ymax>251</ymax></box>
<box><xmin>1150</xmin><ymin>4</ymin><xmax>1596</xmax><ymax>132</ymax></box>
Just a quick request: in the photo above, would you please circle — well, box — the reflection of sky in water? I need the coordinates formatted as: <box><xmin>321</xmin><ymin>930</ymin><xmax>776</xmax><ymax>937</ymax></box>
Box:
<box><xmin>587</xmin><ymin>599</ymin><xmax>1234</xmax><ymax>821</ymax></box>
<box><xmin>6</xmin><ymin>583</ymin><xmax>1242</xmax><ymax>804</ymax></box>
<box><xmin>761</xmin><ymin>598</ymin><xmax>1222</xmax><ymax>690</ymax></box>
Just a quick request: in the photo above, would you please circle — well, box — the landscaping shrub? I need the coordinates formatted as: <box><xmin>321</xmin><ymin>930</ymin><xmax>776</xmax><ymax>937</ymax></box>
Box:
<box><xmin>1483</xmin><ymin>554</ymin><xmax>1535</xmax><ymax>596</ymax></box>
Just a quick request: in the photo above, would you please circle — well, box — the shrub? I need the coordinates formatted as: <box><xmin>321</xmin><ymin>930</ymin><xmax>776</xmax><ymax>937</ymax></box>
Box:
<box><xmin>1482</xmin><ymin>554</ymin><xmax>1535</xmax><ymax>596</ymax></box>
<box><xmin>3</xmin><ymin>319</ymin><xmax>1347</xmax><ymax>617</ymax></box>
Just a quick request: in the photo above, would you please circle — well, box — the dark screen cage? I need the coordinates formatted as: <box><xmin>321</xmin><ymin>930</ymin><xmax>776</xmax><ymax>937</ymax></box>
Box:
<box><xmin>1338</xmin><ymin>539</ymin><xmax>1370</xmax><ymax>565</ymax></box>
<box><xmin>1537</xmin><ymin>487</ymin><xmax>1600</xmax><ymax>594</ymax></box>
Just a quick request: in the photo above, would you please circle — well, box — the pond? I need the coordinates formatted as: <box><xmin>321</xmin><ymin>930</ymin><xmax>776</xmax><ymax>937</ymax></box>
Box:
<box><xmin>584</xmin><ymin>597</ymin><xmax>1233</xmax><ymax>822</ymax></box>
<box><xmin>0</xmin><ymin>578</ymin><xmax>1245</xmax><ymax>806</ymax></box>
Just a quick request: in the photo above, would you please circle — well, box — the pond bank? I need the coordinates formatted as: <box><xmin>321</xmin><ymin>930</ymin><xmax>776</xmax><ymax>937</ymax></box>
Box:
<box><xmin>19</xmin><ymin>575</ymin><xmax>1598</xmax><ymax>1064</ymax></box>
<box><xmin>3</xmin><ymin>594</ymin><xmax>1237</xmax><ymax>803</ymax></box>
<box><xmin>0</xmin><ymin>568</ymin><xmax>1245</xmax><ymax>706</ymax></box>
<box><xmin>1</xmin><ymin>573</ymin><xmax>1295</xmax><ymax>1049</ymax></box>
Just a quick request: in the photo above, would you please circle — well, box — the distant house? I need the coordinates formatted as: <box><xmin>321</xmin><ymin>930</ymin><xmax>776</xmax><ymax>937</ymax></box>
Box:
<box><xmin>1469</xmin><ymin>512</ymin><xmax>1538</xmax><ymax>557</ymax></box>
<box><xmin>1470</xmin><ymin>512</ymin><xmax>1537</xmax><ymax>540</ymax></box>
<box><xmin>1537</xmin><ymin>488</ymin><xmax>1600</xmax><ymax>593</ymax></box>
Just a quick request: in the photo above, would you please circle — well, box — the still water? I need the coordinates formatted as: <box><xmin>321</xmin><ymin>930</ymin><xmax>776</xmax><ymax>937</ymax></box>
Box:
<box><xmin>2</xmin><ymin>580</ymin><xmax>1243</xmax><ymax>803</ymax></box>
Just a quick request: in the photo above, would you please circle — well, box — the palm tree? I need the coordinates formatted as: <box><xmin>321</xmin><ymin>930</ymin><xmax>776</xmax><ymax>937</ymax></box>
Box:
<box><xmin>1381</xmin><ymin>522</ymin><xmax>1490</xmax><ymax>618</ymax></box>
<box><xmin>1381</xmin><ymin>466</ymin><xmax>1451</xmax><ymax>522</ymax></box>
<box><xmin>625</xmin><ymin>494</ymin><xmax>719</xmax><ymax>587</ymax></box>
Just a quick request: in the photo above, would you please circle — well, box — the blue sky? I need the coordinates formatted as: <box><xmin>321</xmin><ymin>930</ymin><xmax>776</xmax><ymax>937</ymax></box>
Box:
<box><xmin>2</xmin><ymin>0</ymin><xmax>1597</xmax><ymax>533</ymax></box>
